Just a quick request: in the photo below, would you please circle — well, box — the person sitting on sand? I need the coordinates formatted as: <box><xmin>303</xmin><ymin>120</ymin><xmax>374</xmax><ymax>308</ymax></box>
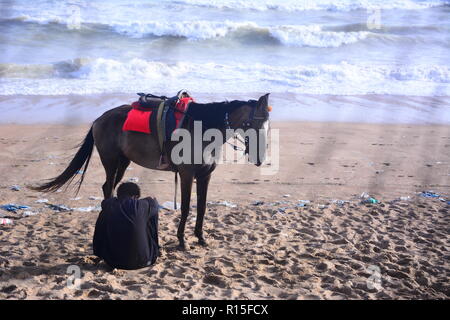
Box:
<box><xmin>93</xmin><ymin>182</ymin><xmax>159</xmax><ymax>270</ymax></box>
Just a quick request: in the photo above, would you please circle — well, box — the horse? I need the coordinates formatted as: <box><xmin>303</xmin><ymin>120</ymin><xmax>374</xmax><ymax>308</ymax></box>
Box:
<box><xmin>32</xmin><ymin>93</ymin><xmax>271</xmax><ymax>250</ymax></box>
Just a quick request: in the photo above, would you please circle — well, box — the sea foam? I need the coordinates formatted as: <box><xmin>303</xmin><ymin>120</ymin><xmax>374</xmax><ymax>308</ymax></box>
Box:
<box><xmin>1</xmin><ymin>59</ymin><xmax>449</xmax><ymax>96</ymax></box>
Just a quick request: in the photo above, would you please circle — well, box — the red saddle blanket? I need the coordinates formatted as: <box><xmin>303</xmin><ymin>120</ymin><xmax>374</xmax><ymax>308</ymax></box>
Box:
<box><xmin>122</xmin><ymin>97</ymin><xmax>194</xmax><ymax>134</ymax></box>
<box><xmin>122</xmin><ymin>101</ymin><xmax>152</xmax><ymax>134</ymax></box>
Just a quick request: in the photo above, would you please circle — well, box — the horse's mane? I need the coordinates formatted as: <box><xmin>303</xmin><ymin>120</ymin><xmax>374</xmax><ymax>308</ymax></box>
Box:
<box><xmin>187</xmin><ymin>100</ymin><xmax>257</xmax><ymax>128</ymax></box>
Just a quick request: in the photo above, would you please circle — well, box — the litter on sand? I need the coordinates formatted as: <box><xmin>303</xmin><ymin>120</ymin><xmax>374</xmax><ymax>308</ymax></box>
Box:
<box><xmin>74</xmin><ymin>206</ymin><xmax>101</xmax><ymax>212</ymax></box>
<box><xmin>332</xmin><ymin>200</ymin><xmax>346</xmax><ymax>206</ymax></box>
<box><xmin>10</xmin><ymin>185</ymin><xmax>21</xmax><ymax>191</ymax></box>
<box><xmin>35</xmin><ymin>199</ymin><xmax>49</xmax><ymax>203</ymax></box>
<box><xmin>360</xmin><ymin>192</ymin><xmax>378</xmax><ymax>204</ymax></box>
<box><xmin>46</xmin><ymin>204</ymin><xmax>72</xmax><ymax>212</ymax></box>
<box><xmin>252</xmin><ymin>201</ymin><xmax>264</xmax><ymax>206</ymax></box>
<box><xmin>296</xmin><ymin>200</ymin><xmax>310</xmax><ymax>207</ymax></box>
<box><xmin>0</xmin><ymin>204</ymin><xmax>30</xmax><ymax>213</ymax></box>
<box><xmin>0</xmin><ymin>218</ymin><xmax>13</xmax><ymax>225</ymax></box>
<box><xmin>161</xmin><ymin>201</ymin><xmax>180</xmax><ymax>211</ymax></box>
<box><xmin>22</xmin><ymin>211</ymin><xmax>39</xmax><ymax>217</ymax></box>
<box><xmin>362</xmin><ymin>198</ymin><xmax>378</xmax><ymax>204</ymax></box>
<box><xmin>128</xmin><ymin>177</ymin><xmax>139</xmax><ymax>183</ymax></box>
<box><xmin>88</xmin><ymin>196</ymin><xmax>102</xmax><ymax>201</ymax></box>
<box><xmin>419</xmin><ymin>191</ymin><xmax>440</xmax><ymax>198</ymax></box>
<box><xmin>207</xmin><ymin>201</ymin><xmax>238</xmax><ymax>208</ymax></box>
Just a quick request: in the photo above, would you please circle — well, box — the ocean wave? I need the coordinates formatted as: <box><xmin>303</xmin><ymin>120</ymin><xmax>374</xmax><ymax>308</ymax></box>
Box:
<box><xmin>112</xmin><ymin>20</ymin><xmax>259</xmax><ymax>40</ymax></box>
<box><xmin>269</xmin><ymin>25</ymin><xmax>370</xmax><ymax>47</ymax></box>
<box><xmin>0</xmin><ymin>59</ymin><xmax>89</xmax><ymax>79</ymax></box>
<box><xmin>0</xmin><ymin>59</ymin><xmax>449</xmax><ymax>96</ymax></box>
<box><xmin>113</xmin><ymin>21</ymin><xmax>373</xmax><ymax>47</ymax></box>
<box><xmin>170</xmin><ymin>0</ymin><xmax>450</xmax><ymax>12</ymax></box>
<box><xmin>3</xmin><ymin>16</ymin><xmax>376</xmax><ymax>48</ymax></box>
<box><xmin>0</xmin><ymin>58</ymin><xmax>188</xmax><ymax>80</ymax></box>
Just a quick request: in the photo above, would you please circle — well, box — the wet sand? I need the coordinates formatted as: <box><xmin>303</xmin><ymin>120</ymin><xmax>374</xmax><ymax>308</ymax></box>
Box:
<box><xmin>0</xmin><ymin>122</ymin><xmax>449</xmax><ymax>299</ymax></box>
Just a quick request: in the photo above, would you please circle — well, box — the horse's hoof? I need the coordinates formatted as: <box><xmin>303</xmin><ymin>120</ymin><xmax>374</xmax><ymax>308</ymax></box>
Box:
<box><xmin>198</xmin><ymin>239</ymin><xmax>208</xmax><ymax>247</ymax></box>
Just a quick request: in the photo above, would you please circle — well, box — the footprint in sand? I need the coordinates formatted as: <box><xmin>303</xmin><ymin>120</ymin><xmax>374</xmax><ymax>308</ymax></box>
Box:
<box><xmin>203</xmin><ymin>274</ymin><xmax>228</xmax><ymax>288</ymax></box>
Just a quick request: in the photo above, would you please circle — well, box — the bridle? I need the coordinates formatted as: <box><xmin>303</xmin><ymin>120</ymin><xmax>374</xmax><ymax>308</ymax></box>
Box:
<box><xmin>224</xmin><ymin>103</ymin><xmax>269</xmax><ymax>155</ymax></box>
<box><xmin>171</xmin><ymin>98</ymin><xmax>269</xmax><ymax>156</ymax></box>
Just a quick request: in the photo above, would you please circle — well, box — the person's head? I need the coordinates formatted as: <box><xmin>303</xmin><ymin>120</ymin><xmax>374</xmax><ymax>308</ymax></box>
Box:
<box><xmin>117</xmin><ymin>182</ymin><xmax>141</xmax><ymax>200</ymax></box>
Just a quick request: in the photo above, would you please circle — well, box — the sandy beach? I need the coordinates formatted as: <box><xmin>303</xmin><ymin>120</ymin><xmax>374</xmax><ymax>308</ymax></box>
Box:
<box><xmin>0</xmin><ymin>121</ymin><xmax>449</xmax><ymax>299</ymax></box>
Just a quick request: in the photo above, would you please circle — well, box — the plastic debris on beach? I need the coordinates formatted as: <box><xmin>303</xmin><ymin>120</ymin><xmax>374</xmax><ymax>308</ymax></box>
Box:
<box><xmin>128</xmin><ymin>177</ymin><xmax>139</xmax><ymax>183</ymax></box>
<box><xmin>35</xmin><ymin>198</ymin><xmax>49</xmax><ymax>203</ymax></box>
<box><xmin>0</xmin><ymin>204</ymin><xmax>30</xmax><ymax>213</ymax></box>
<box><xmin>10</xmin><ymin>185</ymin><xmax>21</xmax><ymax>191</ymax></box>
<box><xmin>252</xmin><ymin>201</ymin><xmax>264</xmax><ymax>206</ymax></box>
<box><xmin>362</xmin><ymin>198</ymin><xmax>378</xmax><ymax>204</ymax></box>
<box><xmin>419</xmin><ymin>191</ymin><xmax>440</xmax><ymax>198</ymax></box>
<box><xmin>360</xmin><ymin>192</ymin><xmax>378</xmax><ymax>204</ymax></box>
<box><xmin>161</xmin><ymin>201</ymin><xmax>180</xmax><ymax>211</ymax></box>
<box><xmin>207</xmin><ymin>201</ymin><xmax>237</xmax><ymax>208</ymax></box>
<box><xmin>391</xmin><ymin>196</ymin><xmax>412</xmax><ymax>204</ymax></box>
<box><xmin>88</xmin><ymin>196</ymin><xmax>102</xmax><ymax>201</ymax></box>
<box><xmin>296</xmin><ymin>200</ymin><xmax>310</xmax><ymax>207</ymax></box>
<box><xmin>360</xmin><ymin>192</ymin><xmax>370</xmax><ymax>199</ymax></box>
<box><xmin>46</xmin><ymin>204</ymin><xmax>72</xmax><ymax>212</ymax></box>
<box><xmin>331</xmin><ymin>200</ymin><xmax>346</xmax><ymax>206</ymax></box>
<box><xmin>74</xmin><ymin>206</ymin><xmax>101</xmax><ymax>212</ymax></box>
<box><xmin>22</xmin><ymin>210</ymin><xmax>39</xmax><ymax>217</ymax></box>
<box><xmin>0</xmin><ymin>218</ymin><xmax>13</xmax><ymax>225</ymax></box>
<box><xmin>270</xmin><ymin>200</ymin><xmax>291</xmax><ymax>206</ymax></box>
<box><xmin>283</xmin><ymin>194</ymin><xmax>291</xmax><ymax>198</ymax></box>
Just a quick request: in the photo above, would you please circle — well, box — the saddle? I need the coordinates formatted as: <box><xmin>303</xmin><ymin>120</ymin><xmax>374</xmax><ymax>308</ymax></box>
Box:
<box><xmin>123</xmin><ymin>90</ymin><xmax>193</xmax><ymax>155</ymax></box>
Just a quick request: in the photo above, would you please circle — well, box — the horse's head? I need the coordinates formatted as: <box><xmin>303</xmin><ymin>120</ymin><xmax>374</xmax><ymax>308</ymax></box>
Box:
<box><xmin>230</xmin><ymin>93</ymin><xmax>271</xmax><ymax>166</ymax></box>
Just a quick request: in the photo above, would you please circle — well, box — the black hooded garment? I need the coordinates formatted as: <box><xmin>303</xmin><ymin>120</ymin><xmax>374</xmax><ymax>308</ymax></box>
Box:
<box><xmin>93</xmin><ymin>197</ymin><xmax>159</xmax><ymax>270</ymax></box>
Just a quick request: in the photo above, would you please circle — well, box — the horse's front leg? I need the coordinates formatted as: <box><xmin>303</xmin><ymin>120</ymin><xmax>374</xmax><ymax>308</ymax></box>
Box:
<box><xmin>195</xmin><ymin>173</ymin><xmax>211</xmax><ymax>246</ymax></box>
<box><xmin>177</xmin><ymin>172</ymin><xmax>194</xmax><ymax>250</ymax></box>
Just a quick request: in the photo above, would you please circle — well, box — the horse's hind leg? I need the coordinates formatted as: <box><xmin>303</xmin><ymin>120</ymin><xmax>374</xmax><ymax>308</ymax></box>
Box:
<box><xmin>113</xmin><ymin>156</ymin><xmax>130</xmax><ymax>189</ymax></box>
<box><xmin>195</xmin><ymin>172</ymin><xmax>211</xmax><ymax>246</ymax></box>
<box><xmin>99</xmin><ymin>155</ymin><xmax>119</xmax><ymax>199</ymax></box>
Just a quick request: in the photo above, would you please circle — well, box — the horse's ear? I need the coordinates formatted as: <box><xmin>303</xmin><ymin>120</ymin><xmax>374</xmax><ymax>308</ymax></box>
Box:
<box><xmin>258</xmin><ymin>93</ymin><xmax>270</xmax><ymax>107</ymax></box>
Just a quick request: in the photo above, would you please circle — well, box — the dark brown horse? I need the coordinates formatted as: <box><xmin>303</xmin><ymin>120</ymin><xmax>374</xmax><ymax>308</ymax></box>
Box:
<box><xmin>33</xmin><ymin>94</ymin><xmax>270</xmax><ymax>250</ymax></box>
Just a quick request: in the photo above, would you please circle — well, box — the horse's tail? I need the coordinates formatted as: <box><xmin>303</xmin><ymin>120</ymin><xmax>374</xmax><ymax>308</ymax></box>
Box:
<box><xmin>30</xmin><ymin>126</ymin><xmax>94</xmax><ymax>194</ymax></box>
